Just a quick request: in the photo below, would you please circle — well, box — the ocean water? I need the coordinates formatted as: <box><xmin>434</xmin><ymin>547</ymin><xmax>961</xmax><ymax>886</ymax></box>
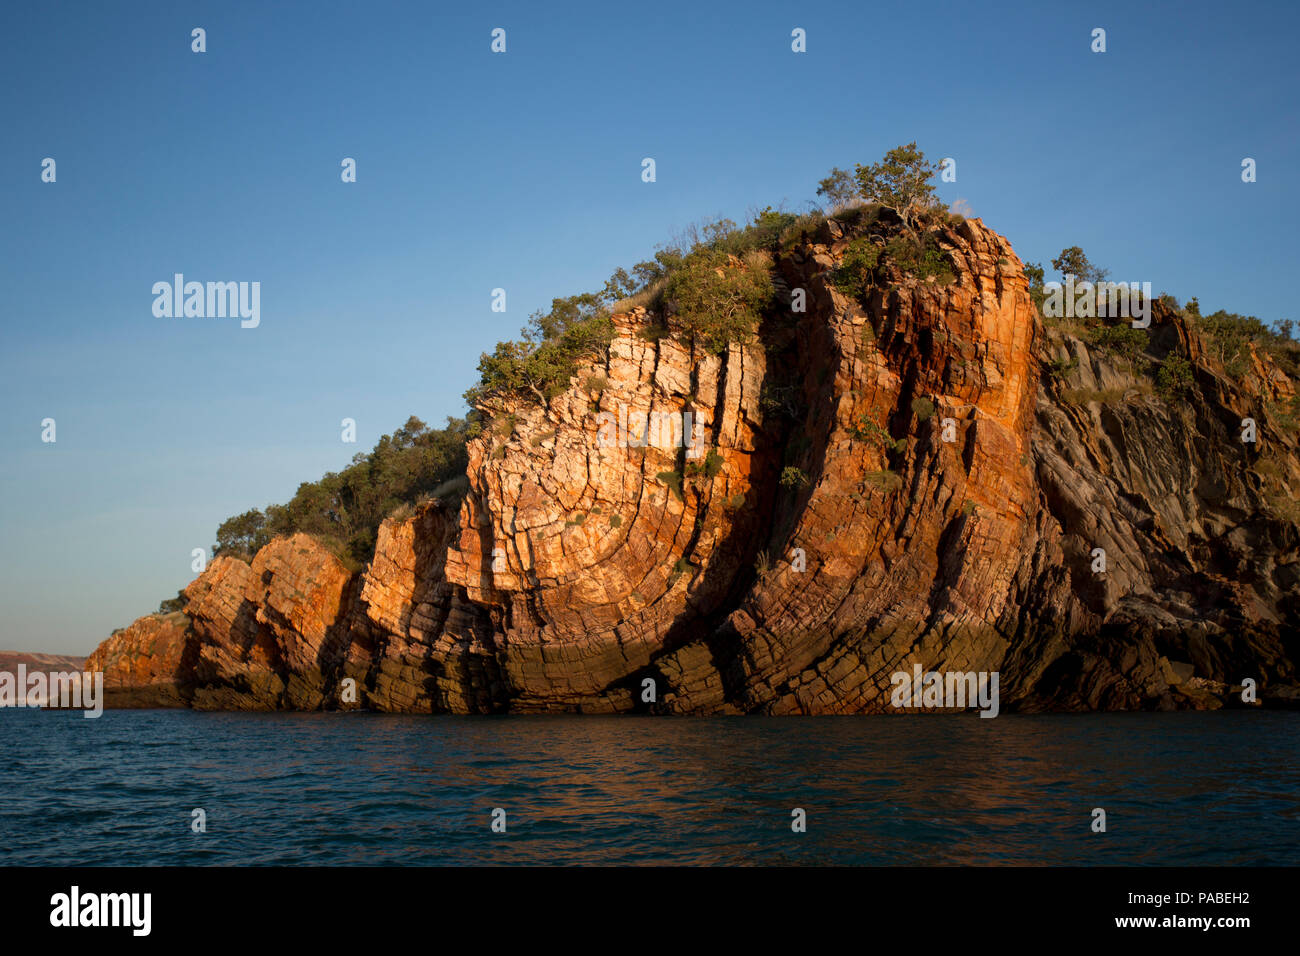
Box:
<box><xmin>0</xmin><ymin>709</ymin><xmax>1295</xmax><ymax>866</ymax></box>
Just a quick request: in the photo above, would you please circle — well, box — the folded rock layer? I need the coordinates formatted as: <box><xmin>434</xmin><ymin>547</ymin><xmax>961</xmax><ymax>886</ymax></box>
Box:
<box><xmin>86</xmin><ymin>216</ymin><xmax>1300</xmax><ymax>712</ymax></box>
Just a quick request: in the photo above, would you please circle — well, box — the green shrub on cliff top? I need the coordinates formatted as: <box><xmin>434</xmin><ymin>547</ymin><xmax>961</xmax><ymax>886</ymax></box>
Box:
<box><xmin>212</xmin><ymin>508</ymin><xmax>270</xmax><ymax>559</ymax></box>
<box><xmin>663</xmin><ymin>247</ymin><xmax>775</xmax><ymax>353</ymax></box>
<box><xmin>852</xmin><ymin>143</ymin><xmax>944</xmax><ymax>228</ymax></box>
<box><xmin>732</xmin><ymin>207</ymin><xmax>800</xmax><ymax>253</ymax></box>
<box><xmin>1024</xmin><ymin>261</ymin><xmax>1047</xmax><ymax>310</ymax></box>
<box><xmin>465</xmin><ymin>292</ymin><xmax>616</xmax><ymax>408</ymax></box>
<box><xmin>213</xmin><ymin>415</ymin><xmax>471</xmax><ymax>566</ymax></box>
<box><xmin>157</xmin><ymin>590</ymin><xmax>186</xmax><ymax>615</ymax></box>
<box><xmin>1051</xmin><ymin>246</ymin><xmax>1109</xmax><ymax>286</ymax></box>
<box><xmin>1194</xmin><ymin>308</ymin><xmax>1299</xmax><ymax>378</ymax></box>
<box><xmin>468</xmin><ymin>205</ymin><xmax>807</xmax><ymax>400</ymax></box>
<box><xmin>465</xmin><ymin>215</ymin><xmax>782</xmax><ymax>408</ymax></box>
<box><xmin>817</xmin><ymin>167</ymin><xmax>857</xmax><ymax>210</ymax></box>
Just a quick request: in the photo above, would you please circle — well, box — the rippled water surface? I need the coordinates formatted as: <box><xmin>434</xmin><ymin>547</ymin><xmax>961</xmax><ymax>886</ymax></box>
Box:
<box><xmin>1</xmin><ymin>710</ymin><xmax>1296</xmax><ymax>865</ymax></box>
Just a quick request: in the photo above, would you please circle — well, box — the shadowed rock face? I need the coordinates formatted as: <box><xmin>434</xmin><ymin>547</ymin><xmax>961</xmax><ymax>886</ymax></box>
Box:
<box><xmin>84</xmin><ymin>217</ymin><xmax>1300</xmax><ymax>713</ymax></box>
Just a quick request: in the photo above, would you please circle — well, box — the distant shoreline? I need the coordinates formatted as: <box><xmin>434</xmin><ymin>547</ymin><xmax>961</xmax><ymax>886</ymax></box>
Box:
<box><xmin>0</xmin><ymin>651</ymin><xmax>87</xmax><ymax>671</ymax></box>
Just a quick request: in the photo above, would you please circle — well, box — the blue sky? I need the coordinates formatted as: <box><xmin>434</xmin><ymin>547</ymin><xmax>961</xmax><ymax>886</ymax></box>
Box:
<box><xmin>1</xmin><ymin>0</ymin><xmax>1296</xmax><ymax>653</ymax></box>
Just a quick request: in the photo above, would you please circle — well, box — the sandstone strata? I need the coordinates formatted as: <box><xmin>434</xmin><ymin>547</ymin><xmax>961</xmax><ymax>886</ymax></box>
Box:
<box><xmin>85</xmin><ymin>216</ymin><xmax>1300</xmax><ymax>713</ymax></box>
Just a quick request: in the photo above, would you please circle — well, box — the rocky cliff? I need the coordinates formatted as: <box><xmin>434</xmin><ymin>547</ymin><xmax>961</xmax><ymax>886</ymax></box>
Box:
<box><xmin>86</xmin><ymin>214</ymin><xmax>1300</xmax><ymax>713</ymax></box>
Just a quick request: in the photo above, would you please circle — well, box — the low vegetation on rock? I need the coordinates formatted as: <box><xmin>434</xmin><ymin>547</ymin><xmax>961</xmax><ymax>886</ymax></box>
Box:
<box><xmin>212</xmin><ymin>415</ymin><xmax>470</xmax><ymax>568</ymax></box>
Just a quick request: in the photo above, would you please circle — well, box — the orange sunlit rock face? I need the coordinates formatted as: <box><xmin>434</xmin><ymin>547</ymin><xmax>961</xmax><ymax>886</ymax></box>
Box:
<box><xmin>83</xmin><ymin>218</ymin><xmax>1300</xmax><ymax>713</ymax></box>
